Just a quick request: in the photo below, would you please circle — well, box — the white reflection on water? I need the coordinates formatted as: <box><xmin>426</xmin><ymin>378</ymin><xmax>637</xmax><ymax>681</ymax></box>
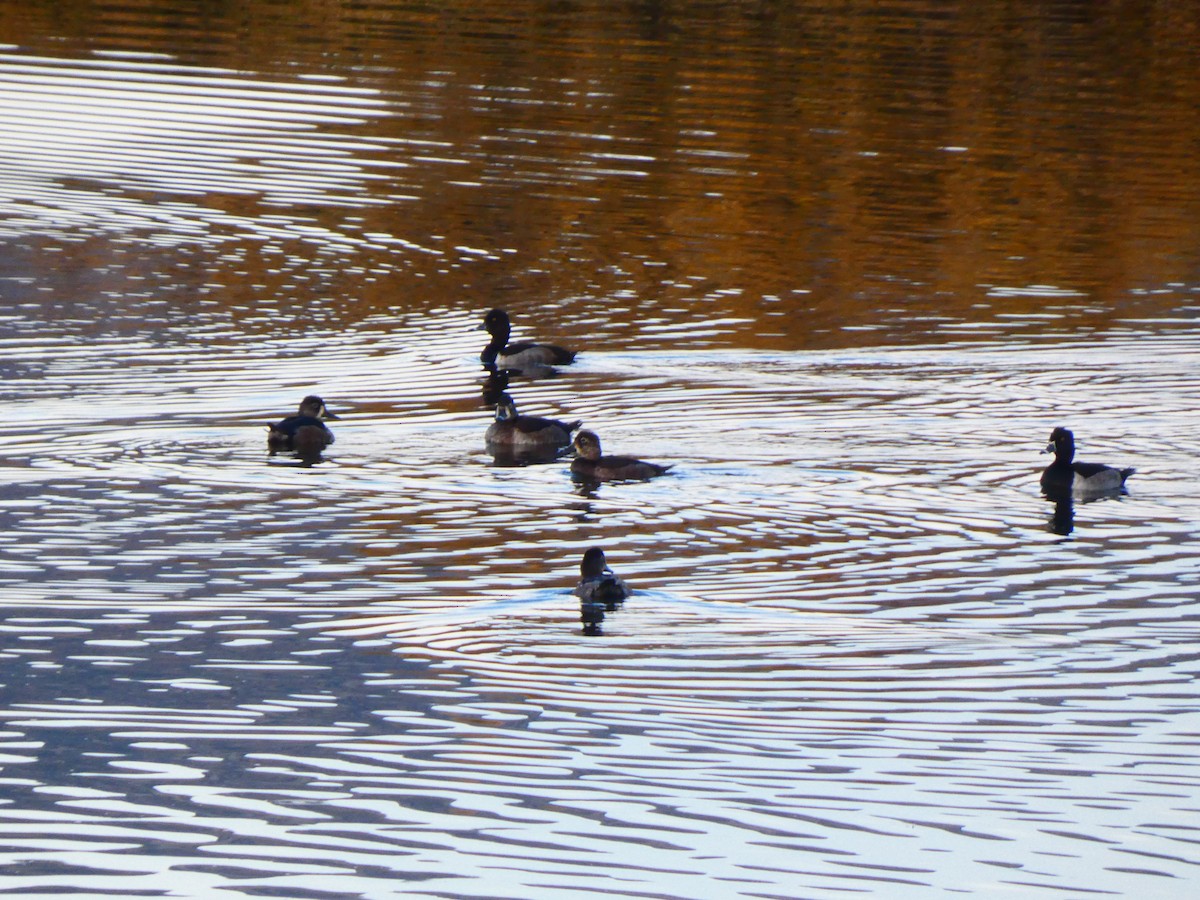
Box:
<box><xmin>0</xmin><ymin>29</ymin><xmax>1198</xmax><ymax>900</ymax></box>
<box><xmin>1</xmin><ymin>308</ymin><xmax>1199</xmax><ymax>898</ymax></box>
<box><xmin>0</xmin><ymin>51</ymin><xmax>404</xmax><ymax>249</ymax></box>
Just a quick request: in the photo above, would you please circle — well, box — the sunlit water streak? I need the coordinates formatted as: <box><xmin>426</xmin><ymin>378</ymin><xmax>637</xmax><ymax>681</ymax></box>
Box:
<box><xmin>0</xmin><ymin>15</ymin><xmax>1198</xmax><ymax>899</ymax></box>
<box><xmin>2</xmin><ymin>305</ymin><xmax>1199</xmax><ymax>898</ymax></box>
<box><xmin>0</xmin><ymin>51</ymin><xmax>414</xmax><ymax>256</ymax></box>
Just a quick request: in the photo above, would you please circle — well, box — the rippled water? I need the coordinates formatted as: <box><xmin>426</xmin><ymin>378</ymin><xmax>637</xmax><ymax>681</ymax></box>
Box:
<box><xmin>2</xmin><ymin>3</ymin><xmax>1200</xmax><ymax>898</ymax></box>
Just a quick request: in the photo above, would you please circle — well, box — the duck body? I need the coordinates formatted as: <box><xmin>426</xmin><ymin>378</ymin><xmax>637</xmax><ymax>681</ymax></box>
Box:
<box><xmin>575</xmin><ymin>547</ymin><xmax>628</xmax><ymax>634</ymax></box>
<box><xmin>480</xmin><ymin>308</ymin><xmax>576</xmax><ymax>369</ymax></box>
<box><xmin>485</xmin><ymin>395</ymin><xmax>580</xmax><ymax>453</ymax></box>
<box><xmin>1040</xmin><ymin>426</ymin><xmax>1133</xmax><ymax>497</ymax></box>
<box><xmin>268</xmin><ymin>395</ymin><xmax>338</xmax><ymax>455</ymax></box>
<box><xmin>570</xmin><ymin>430</ymin><xmax>671</xmax><ymax>482</ymax></box>
<box><xmin>574</xmin><ymin>548</ymin><xmax>629</xmax><ymax>609</ymax></box>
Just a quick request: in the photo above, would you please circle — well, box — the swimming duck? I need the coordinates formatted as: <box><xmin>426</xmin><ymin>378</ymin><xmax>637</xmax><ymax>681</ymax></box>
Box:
<box><xmin>267</xmin><ymin>395</ymin><xmax>338</xmax><ymax>456</ymax></box>
<box><xmin>1040</xmin><ymin>426</ymin><xmax>1134</xmax><ymax>497</ymax></box>
<box><xmin>574</xmin><ymin>547</ymin><xmax>629</xmax><ymax>609</ymax></box>
<box><xmin>485</xmin><ymin>394</ymin><xmax>580</xmax><ymax>453</ymax></box>
<box><xmin>479</xmin><ymin>308</ymin><xmax>576</xmax><ymax>369</ymax></box>
<box><xmin>570</xmin><ymin>430</ymin><xmax>672</xmax><ymax>482</ymax></box>
<box><xmin>575</xmin><ymin>547</ymin><xmax>628</xmax><ymax>635</ymax></box>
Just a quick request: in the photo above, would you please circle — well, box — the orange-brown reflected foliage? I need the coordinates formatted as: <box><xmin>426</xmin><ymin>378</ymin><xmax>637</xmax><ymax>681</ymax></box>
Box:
<box><xmin>1</xmin><ymin>1</ymin><xmax>1196</xmax><ymax>348</ymax></box>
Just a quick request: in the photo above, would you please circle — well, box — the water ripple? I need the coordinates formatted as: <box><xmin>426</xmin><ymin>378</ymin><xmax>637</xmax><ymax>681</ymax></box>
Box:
<box><xmin>0</xmin><ymin>52</ymin><xmax>399</xmax><ymax>250</ymax></box>
<box><xmin>1</xmin><ymin>30</ymin><xmax>1199</xmax><ymax>897</ymax></box>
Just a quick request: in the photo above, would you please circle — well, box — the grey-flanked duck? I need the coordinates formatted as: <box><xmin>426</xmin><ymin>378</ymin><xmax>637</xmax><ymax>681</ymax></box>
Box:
<box><xmin>1040</xmin><ymin>426</ymin><xmax>1134</xmax><ymax>497</ymax></box>
<box><xmin>575</xmin><ymin>547</ymin><xmax>629</xmax><ymax>634</ymax></box>
<box><xmin>485</xmin><ymin>394</ymin><xmax>580</xmax><ymax>454</ymax></box>
<box><xmin>480</xmin><ymin>308</ymin><xmax>576</xmax><ymax>369</ymax></box>
<box><xmin>574</xmin><ymin>547</ymin><xmax>629</xmax><ymax>609</ymax></box>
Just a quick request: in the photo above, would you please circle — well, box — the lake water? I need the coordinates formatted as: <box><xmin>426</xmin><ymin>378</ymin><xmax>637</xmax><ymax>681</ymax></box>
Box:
<box><xmin>1</xmin><ymin>3</ymin><xmax>1199</xmax><ymax>898</ymax></box>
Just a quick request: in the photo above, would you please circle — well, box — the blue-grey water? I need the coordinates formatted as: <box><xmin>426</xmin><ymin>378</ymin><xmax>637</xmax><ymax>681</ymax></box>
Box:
<box><xmin>1</xmin><ymin>3</ymin><xmax>1199</xmax><ymax>898</ymax></box>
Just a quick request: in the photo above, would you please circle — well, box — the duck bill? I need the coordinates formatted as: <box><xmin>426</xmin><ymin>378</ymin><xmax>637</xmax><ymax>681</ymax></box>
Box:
<box><xmin>1041</xmin><ymin>441</ymin><xmax>1054</xmax><ymax>454</ymax></box>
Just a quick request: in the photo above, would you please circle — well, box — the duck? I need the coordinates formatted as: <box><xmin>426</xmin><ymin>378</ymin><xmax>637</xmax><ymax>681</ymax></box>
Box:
<box><xmin>485</xmin><ymin>394</ymin><xmax>580</xmax><ymax>453</ymax></box>
<box><xmin>570</xmin><ymin>430</ymin><xmax>672</xmax><ymax>482</ymax></box>
<box><xmin>1040</xmin><ymin>426</ymin><xmax>1134</xmax><ymax>497</ymax></box>
<box><xmin>575</xmin><ymin>547</ymin><xmax>629</xmax><ymax>635</ymax></box>
<box><xmin>267</xmin><ymin>395</ymin><xmax>339</xmax><ymax>456</ymax></box>
<box><xmin>479</xmin><ymin>308</ymin><xmax>576</xmax><ymax>369</ymax></box>
<box><xmin>574</xmin><ymin>547</ymin><xmax>630</xmax><ymax>609</ymax></box>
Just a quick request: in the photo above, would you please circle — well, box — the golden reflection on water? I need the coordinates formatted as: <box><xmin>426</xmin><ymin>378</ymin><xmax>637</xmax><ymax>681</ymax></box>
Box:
<box><xmin>0</xmin><ymin>1</ymin><xmax>1196</xmax><ymax>348</ymax></box>
<box><xmin>1</xmin><ymin>5</ymin><xmax>1200</xmax><ymax>898</ymax></box>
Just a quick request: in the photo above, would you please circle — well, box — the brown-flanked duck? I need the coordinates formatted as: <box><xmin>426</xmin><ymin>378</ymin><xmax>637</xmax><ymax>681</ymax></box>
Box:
<box><xmin>570</xmin><ymin>430</ymin><xmax>671</xmax><ymax>482</ymax></box>
<box><xmin>267</xmin><ymin>395</ymin><xmax>339</xmax><ymax>456</ymax></box>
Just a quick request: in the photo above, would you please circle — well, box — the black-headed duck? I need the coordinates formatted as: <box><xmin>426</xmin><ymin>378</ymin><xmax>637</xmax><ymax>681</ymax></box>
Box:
<box><xmin>574</xmin><ymin>547</ymin><xmax>629</xmax><ymax>609</ymax></box>
<box><xmin>1040</xmin><ymin>426</ymin><xmax>1134</xmax><ymax>498</ymax></box>
<box><xmin>570</xmin><ymin>430</ymin><xmax>671</xmax><ymax>482</ymax></box>
<box><xmin>575</xmin><ymin>547</ymin><xmax>628</xmax><ymax>634</ymax></box>
<box><xmin>485</xmin><ymin>394</ymin><xmax>580</xmax><ymax>453</ymax></box>
<box><xmin>267</xmin><ymin>395</ymin><xmax>338</xmax><ymax>456</ymax></box>
<box><xmin>480</xmin><ymin>308</ymin><xmax>576</xmax><ymax>369</ymax></box>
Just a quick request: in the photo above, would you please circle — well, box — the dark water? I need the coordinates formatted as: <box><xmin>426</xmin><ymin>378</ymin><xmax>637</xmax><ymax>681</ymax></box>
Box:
<box><xmin>1</xmin><ymin>3</ymin><xmax>1199</xmax><ymax>898</ymax></box>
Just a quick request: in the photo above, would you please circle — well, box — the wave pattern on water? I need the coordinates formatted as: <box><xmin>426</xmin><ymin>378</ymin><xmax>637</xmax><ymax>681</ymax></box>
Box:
<box><xmin>0</xmin><ymin>51</ymin><xmax>410</xmax><ymax>253</ymax></box>
<box><xmin>1</xmin><ymin>10</ymin><xmax>1199</xmax><ymax>896</ymax></box>
<box><xmin>1</xmin><ymin>594</ymin><xmax>1198</xmax><ymax>898</ymax></box>
<box><xmin>1</xmin><ymin>309</ymin><xmax>1199</xmax><ymax>897</ymax></box>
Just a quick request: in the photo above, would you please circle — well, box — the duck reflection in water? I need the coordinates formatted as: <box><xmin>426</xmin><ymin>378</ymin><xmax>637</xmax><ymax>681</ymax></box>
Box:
<box><xmin>485</xmin><ymin>393</ymin><xmax>580</xmax><ymax>465</ymax></box>
<box><xmin>479</xmin><ymin>368</ymin><xmax>510</xmax><ymax>408</ymax></box>
<box><xmin>479</xmin><ymin>308</ymin><xmax>576</xmax><ymax>377</ymax></box>
<box><xmin>267</xmin><ymin>395</ymin><xmax>339</xmax><ymax>460</ymax></box>
<box><xmin>1047</xmin><ymin>497</ymin><xmax>1076</xmax><ymax>536</ymax></box>
<box><xmin>1039</xmin><ymin>426</ymin><xmax>1134</xmax><ymax>536</ymax></box>
<box><xmin>575</xmin><ymin>548</ymin><xmax>629</xmax><ymax>635</ymax></box>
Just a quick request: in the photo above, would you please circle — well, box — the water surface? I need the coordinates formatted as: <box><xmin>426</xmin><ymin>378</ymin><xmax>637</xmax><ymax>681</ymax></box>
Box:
<box><xmin>1</xmin><ymin>2</ymin><xmax>1199</xmax><ymax>898</ymax></box>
